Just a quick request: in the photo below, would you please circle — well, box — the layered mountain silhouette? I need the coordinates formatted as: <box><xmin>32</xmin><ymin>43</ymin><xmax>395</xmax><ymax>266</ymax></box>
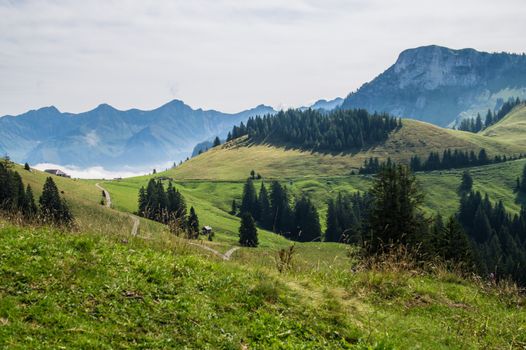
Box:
<box><xmin>0</xmin><ymin>100</ymin><xmax>275</xmax><ymax>170</ymax></box>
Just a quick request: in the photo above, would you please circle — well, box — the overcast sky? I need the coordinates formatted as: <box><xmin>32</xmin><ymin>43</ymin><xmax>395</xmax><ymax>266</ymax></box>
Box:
<box><xmin>1</xmin><ymin>0</ymin><xmax>525</xmax><ymax>116</ymax></box>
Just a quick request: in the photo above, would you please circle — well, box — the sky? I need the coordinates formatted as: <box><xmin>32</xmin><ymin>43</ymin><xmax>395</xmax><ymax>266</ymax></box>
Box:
<box><xmin>1</xmin><ymin>0</ymin><xmax>525</xmax><ymax>116</ymax></box>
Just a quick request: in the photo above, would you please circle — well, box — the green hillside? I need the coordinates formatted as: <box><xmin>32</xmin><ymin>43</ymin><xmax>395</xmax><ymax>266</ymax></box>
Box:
<box><xmin>168</xmin><ymin>118</ymin><xmax>526</xmax><ymax>181</ymax></box>
<box><xmin>482</xmin><ymin>104</ymin><xmax>526</xmax><ymax>146</ymax></box>
<box><xmin>13</xmin><ymin>164</ymin><xmax>166</xmax><ymax>239</ymax></box>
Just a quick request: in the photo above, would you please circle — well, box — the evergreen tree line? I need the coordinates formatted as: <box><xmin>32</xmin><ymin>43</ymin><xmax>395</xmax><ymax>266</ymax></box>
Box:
<box><xmin>457</xmin><ymin>191</ymin><xmax>526</xmax><ymax>284</ymax></box>
<box><xmin>137</xmin><ymin>179</ymin><xmax>201</xmax><ymax>238</ymax></box>
<box><xmin>226</xmin><ymin>108</ymin><xmax>401</xmax><ymax>152</ymax></box>
<box><xmin>358</xmin><ymin>148</ymin><xmax>522</xmax><ymax>174</ymax></box>
<box><xmin>458</xmin><ymin>98</ymin><xmax>523</xmax><ymax>133</ymax></box>
<box><xmin>408</xmin><ymin>148</ymin><xmax>520</xmax><ymax>172</ymax></box>
<box><xmin>0</xmin><ymin>160</ymin><xmax>73</xmax><ymax>225</ymax></box>
<box><xmin>236</xmin><ymin>179</ymin><xmax>321</xmax><ymax>242</ymax></box>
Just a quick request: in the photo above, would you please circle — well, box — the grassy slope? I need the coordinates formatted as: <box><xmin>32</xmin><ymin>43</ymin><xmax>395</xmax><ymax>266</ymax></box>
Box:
<box><xmin>167</xmin><ymin>119</ymin><xmax>526</xmax><ymax>181</ymax></box>
<box><xmin>14</xmin><ymin>164</ymin><xmax>166</xmax><ymax>239</ymax></box>
<box><xmin>102</xmin><ymin>159</ymin><xmax>526</xmax><ymax>247</ymax></box>
<box><xmin>1</xmin><ymin>222</ymin><xmax>524</xmax><ymax>349</ymax></box>
<box><xmin>482</xmin><ymin>104</ymin><xmax>526</xmax><ymax>147</ymax></box>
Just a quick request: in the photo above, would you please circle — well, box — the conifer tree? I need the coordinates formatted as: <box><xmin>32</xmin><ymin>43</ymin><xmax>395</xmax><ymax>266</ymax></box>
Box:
<box><xmin>39</xmin><ymin>177</ymin><xmax>73</xmax><ymax>225</ymax></box>
<box><xmin>292</xmin><ymin>196</ymin><xmax>321</xmax><ymax>242</ymax></box>
<box><xmin>240</xmin><ymin>178</ymin><xmax>258</xmax><ymax>219</ymax></box>
<box><xmin>230</xmin><ymin>199</ymin><xmax>237</xmax><ymax>215</ymax></box>
<box><xmin>257</xmin><ymin>183</ymin><xmax>272</xmax><ymax>229</ymax></box>
<box><xmin>325</xmin><ymin>199</ymin><xmax>341</xmax><ymax>242</ymax></box>
<box><xmin>459</xmin><ymin>170</ymin><xmax>473</xmax><ymax>193</ymax></box>
<box><xmin>213</xmin><ymin>136</ymin><xmax>221</xmax><ymax>147</ymax></box>
<box><xmin>24</xmin><ymin>184</ymin><xmax>37</xmax><ymax>217</ymax></box>
<box><xmin>187</xmin><ymin>206</ymin><xmax>200</xmax><ymax>239</ymax></box>
<box><xmin>239</xmin><ymin>212</ymin><xmax>258</xmax><ymax>247</ymax></box>
<box><xmin>368</xmin><ymin>164</ymin><xmax>424</xmax><ymax>253</ymax></box>
<box><xmin>138</xmin><ymin>186</ymin><xmax>147</xmax><ymax>216</ymax></box>
<box><xmin>475</xmin><ymin>114</ymin><xmax>483</xmax><ymax>132</ymax></box>
<box><xmin>437</xmin><ymin>217</ymin><xmax>474</xmax><ymax>268</ymax></box>
<box><xmin>269</xmin><ymin>181</ymin><xmax>293</xmax><ymax>234</ymax></box>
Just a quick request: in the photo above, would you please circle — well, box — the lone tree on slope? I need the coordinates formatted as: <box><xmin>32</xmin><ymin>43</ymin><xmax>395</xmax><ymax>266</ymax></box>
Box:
<box><xmin>239</xmin><ymin>212</ymin><xmax>258</xmax><ymax>247</ymax></box>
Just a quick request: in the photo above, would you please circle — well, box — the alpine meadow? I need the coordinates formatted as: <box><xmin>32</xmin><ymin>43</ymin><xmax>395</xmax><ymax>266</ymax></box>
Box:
<box><xmin>1</xmin><ymin>1</ymin><xmax>526</xmax><ymax>349</ymax></box>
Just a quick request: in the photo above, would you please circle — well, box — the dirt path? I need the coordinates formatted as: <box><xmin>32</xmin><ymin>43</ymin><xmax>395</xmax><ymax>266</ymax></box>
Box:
<box><xmin>129</xmin><ymin>214</ymin><xmax>140</xmax><ymax>236</ymax></box>
<box><xmin>95</xmin><ymin>183</ymin><xmax>236</xmax><ymax>253</ymax></box>
<box><xmin>95</xmin><ymin>183</ymin><xmax>138</xmax><ymax>236</ymax></box>
<box><xmin>95</xmin><ymin>183</ymin><xmax>111</xmax><ymax>208</ymax></box>
<box><xmin>189</xmin><ymin>243</ymin><xmax>240</xmax><ymax>261</ymax></box>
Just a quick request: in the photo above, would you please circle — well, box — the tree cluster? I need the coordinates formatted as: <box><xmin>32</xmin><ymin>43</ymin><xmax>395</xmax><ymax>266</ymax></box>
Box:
<box><xmin>236</xmin><ymin>179</ymin><xmax>321</xmax><ymax>242</ymax></box>
<box><xmin>328</xmin><ymin>164</ymin><xmax>474</xmax><ymax>272</ymax></box>
<box><xmin>457</xmin><ymin>191</ymin><xmax>526</xmax><ymax>284</ymax></box>
<box><xmin>0</xmin><ymin>159</ymin><xmax>73</xmax><ymax>226</ymax></box>
<box><xmin>138</xmin><ymin>179</ymin><xmax>201</xmax><ymax>239</ymax></box>
<box><xmin>227</xmin><ymin>108</ymin><xmax>401</xmax><ymax>152</ymax></box>
<box><xmin>409</xmin><ymin>148</ymin><xmax>497</xmax><ymax>171</ymax></box>
<box><xmin>359</xmin><ymin>149</ymin><xmax>522</xmax><ymax>175</ymax></box>
<box><xmin>458</xmin><ymin>98</ymin><xmax>523</xmax><ymax>133</ymax></box>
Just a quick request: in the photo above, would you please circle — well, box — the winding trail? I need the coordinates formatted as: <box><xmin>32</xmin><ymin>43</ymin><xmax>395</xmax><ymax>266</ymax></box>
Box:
<box><xmin>95</xmin><ymin>183</ymin><xmax>111</xmax><ymax>208</ymax></box>
<box><xmin>189</xmin><ymin>243</ymin><xmax>240</xmax><ymax>261</ymax></box>
<box><xmin>95</xmin><ymin>183</ymin><xmax>238</xmax><ymax>255</ymax></box>
<box><xmin>96</xmin><ymin>183</ymin><xmax>138</xmax><ymax>236</ymax></box>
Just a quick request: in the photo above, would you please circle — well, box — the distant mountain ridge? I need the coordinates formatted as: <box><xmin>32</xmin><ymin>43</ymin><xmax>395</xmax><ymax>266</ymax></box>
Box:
<box><xmin>341</xmin><ymin>45</ymin><xmax>526</xmax><ymax>126</ymax></box>
<box><xmin>0</xmin><ymin>100</ymin><xmax>275</xmax><ymax>170</ymax></box>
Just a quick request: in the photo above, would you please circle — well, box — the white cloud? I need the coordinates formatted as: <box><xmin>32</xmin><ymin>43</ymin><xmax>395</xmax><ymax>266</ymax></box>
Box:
<box><xmin>33</xmin><ymin>163</ymin><xmax>148</xmax><ymax>179</ymax></box>
<box><xmin>0</xmin><ymin>0</ymin><xmax>525</xmax><ymax>116</ymax></box>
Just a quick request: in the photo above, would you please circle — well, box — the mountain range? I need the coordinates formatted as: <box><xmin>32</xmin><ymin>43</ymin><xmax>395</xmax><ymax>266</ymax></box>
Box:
<box><xmin>342</xmin><ymin>45</ymin><xmax>526</xmax><ymax>126</ymax></box>
<box><xmin>1</xmin><ymin>45</ymin><xmax>525</xmax><ymax>171</ymax></box>
<box><xmin>0</xmin><ymin>101</ymin><xmax>275</xmax><ymax>170</ymax></box>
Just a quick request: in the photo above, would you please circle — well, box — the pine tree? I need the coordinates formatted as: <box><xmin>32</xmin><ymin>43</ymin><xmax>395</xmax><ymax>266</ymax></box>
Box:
<box><xmin>292</xmin><ymin>196</ymin><xmax>321</xmax><ymax>242</ymax></box>
<box><xmin>325</xmin><ymin>199</ymin><xmax>340</xmax><ymax>242</ymax></box>
<box><xmin>368</xmin><ymin>164</ymin><xmax>424</xmax><ymax>253</ymax></box>
<box><xmin>438</xmin><ymin>217</ymin><xmax>474</xmax><ymax>269</ymax></box>
<box><xmin>459</xmin><ymin>170</ymin><xmax>473</xmax><ymax>193</ymax></box>
<box><xmin>24</xmin><ymin>184</ymin><xmax>37</xmax><ymax>217</ymax></box>
<box><xmin>230</xmin><ymin>199</ymin><xmax>237</xmax><ymax>215</ymax></box>
<box><xmin>39</xmin><ymin>177</ymin><xmax>73</xmax><ymax>225</ymax></box>
<box><xmin>257</xmin><ymin>183</ymin><xmax>272</xmax><ymax>229</ymax></box>
<box><xmin>187</xmin><ymin>206</ymin><xmax>200</xmax><ymax>239</ymax></box>
<box><xmin>269</xmin><ymin>181</ymin><xmax>293</xmax><ymax>234</ymax></box>
<box><xmin>240</xmin><ymin>178</ymin><xmax>258</xmax><ymax>219</ymax></box>
<box><xmin>475</xmin><ymin>114</ymin><xmax>483</xmax><ymax>132</ymax></box>
<box><xmin>472</xmin><ymin>206</ymin><xmax>492</xmax><ymax>243</ymax></box>
<box><xmin>213</xmin><ymin>136</ymin><xmax>221</xmax><ymax>147</ymax></box>
<box><xmin>239</xmin><ymin>212</ymin><xmax>258</xmax><ymax>247</ymax></box>
<box><xmin>138</xmin><ymin>186</ymin><xmax>147</xmax><ymax>216</ymax></box>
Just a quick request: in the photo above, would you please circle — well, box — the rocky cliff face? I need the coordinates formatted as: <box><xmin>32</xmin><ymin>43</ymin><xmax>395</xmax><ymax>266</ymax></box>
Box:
<box><xmin>342</xmin><ymin>45</ymin><xmax>526</xmax><ymax>126</ymax></box>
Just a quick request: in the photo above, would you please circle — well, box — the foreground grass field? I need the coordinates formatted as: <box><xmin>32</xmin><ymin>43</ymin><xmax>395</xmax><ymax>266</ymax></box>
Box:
<box><xmin>1</xmin><ymin>222</ymin><xmax>524</xmax><ymax>349</ymax></box>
